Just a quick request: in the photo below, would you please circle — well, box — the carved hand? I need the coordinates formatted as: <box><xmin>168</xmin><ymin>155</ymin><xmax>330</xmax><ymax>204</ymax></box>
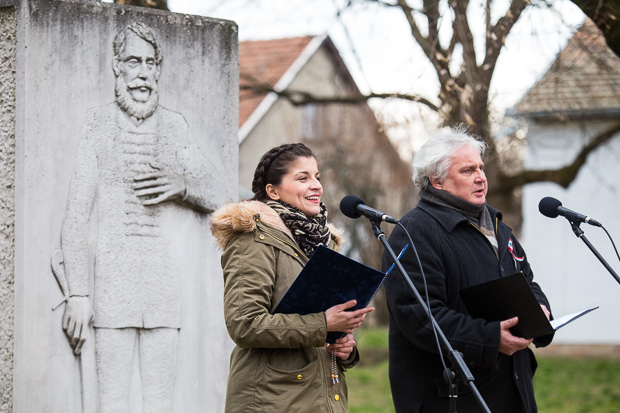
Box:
<box><xmin>132</xmin><ymin>164</ymin><xmax>186</xmax><ymax>205</ymax></box>
<box><xmin>62</xmin><ymin>296</ymin><xmax>93</xmax><ymax>355</ymax></box>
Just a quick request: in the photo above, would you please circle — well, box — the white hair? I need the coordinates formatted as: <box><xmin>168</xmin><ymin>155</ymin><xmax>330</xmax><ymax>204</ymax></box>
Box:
<box><xmin>413</xmin><ymin>126</ymin><xmax>486</xmax><ymax>190</ymax></box>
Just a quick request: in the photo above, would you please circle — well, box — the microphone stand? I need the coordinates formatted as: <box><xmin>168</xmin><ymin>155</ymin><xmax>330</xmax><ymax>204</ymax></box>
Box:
<box><xmin>370</xmin><ymin>220</ymin><xmax>492</xmax><ymax>413</ymax></box>
<box><xmin>569</xmin><ymin>222</ymin><xmax>620</xmax><ymax>286</ymax></box>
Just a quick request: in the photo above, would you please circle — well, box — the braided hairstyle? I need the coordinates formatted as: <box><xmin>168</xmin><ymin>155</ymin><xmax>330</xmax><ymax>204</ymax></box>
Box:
<box><xmin>251</xmin><ymin>143</ymin><xmax>317</xmax><ymax>201</ymax></box>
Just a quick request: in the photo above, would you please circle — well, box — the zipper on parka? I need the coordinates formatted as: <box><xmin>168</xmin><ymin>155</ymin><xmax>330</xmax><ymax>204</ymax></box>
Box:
<box><xmin>257</xmin><ymin>220</ymin><xmax>339</xmax><ymax>411</ymax></box>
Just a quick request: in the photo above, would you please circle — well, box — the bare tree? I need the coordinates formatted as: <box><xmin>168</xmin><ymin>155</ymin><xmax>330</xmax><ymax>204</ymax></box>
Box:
<box><xmin>240</xmin><ymin>0</ymin><xmax>620</xmax><ymax>228</ymax></box>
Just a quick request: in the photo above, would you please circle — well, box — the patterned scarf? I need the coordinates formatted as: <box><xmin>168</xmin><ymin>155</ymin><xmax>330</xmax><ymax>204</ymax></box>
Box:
<box><xmin>266</xmin><ymin>200</ymin><xmax>331</xmax><ymax>258</ymax></box>
<box><xmin>420</xmin><ymin>186</ymin><xmax>498</xmax><ymax>250</ymax></box>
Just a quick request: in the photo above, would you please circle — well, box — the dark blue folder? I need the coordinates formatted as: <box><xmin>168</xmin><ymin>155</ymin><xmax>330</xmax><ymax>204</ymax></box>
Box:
<box><xmin>272</xmin><ymin>245</ymin><xmax>403</xmax><ymax>343</ymax></box>
<box><xmin>460</xmin><ymin>272</ymin><xmax>597</xmax><ymax>339</ymax></box>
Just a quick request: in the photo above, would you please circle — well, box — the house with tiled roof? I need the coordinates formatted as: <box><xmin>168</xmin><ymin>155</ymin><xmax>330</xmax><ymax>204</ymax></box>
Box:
<box><xmin>513</xmin><ymin>19</ymin><xmax>620</xmax><ymax>119</ymax></box>
<box><xmin>238</xmin><ymin>35</ymin><xmax>415</xmax><ymax>244</ymax></box>
<box><xmin>515</xmin><ymin>19</ymin><xmax>620</xmax><ymax>348</ymax></box>
<box><xmin>238</xmin><ymin>36</ymin><xmax>317</xmax><ymax>140</ymax></box>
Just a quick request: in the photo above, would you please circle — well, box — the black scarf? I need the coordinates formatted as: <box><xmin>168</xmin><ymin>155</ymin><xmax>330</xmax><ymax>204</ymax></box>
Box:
<box><xmin>420</xmin><ymin>186</ymin><xmax>497</xmax><ymax>249</ymax></box>
<box><xmin>266</xmin><ymin>200</ymin><xmax>331</xmax><ymax>258</ymax></box>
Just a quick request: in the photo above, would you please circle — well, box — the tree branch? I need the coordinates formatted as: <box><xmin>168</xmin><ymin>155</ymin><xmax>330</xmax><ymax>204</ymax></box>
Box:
<box><xmin>451</xmin><ymin>0</ymin><xmax>478</xmax><ymax>80</ymax></box>
<box><xmin>482</xmin><ymin>0</ymin><xmax>529</xmax><ymax>80</ymax></box>
<box><xmin>360</xmin><ymin>0</ymin><xmax>400</xmax><ymax>7</ymax></box>
<box><xmin>423</xmin><ymin>0</ymin><xmax>442</xmax><ymax>55</ymax></box>
<box><xmin>497</xmin><ymin>122</ymin><xmax>620</xmax><ymax>193</ymax></box>
<box><xmin>395</xmin><ymin>0</ymin><xmax>452</xmax><ymax>87</ymax></box>
<box><xmin>240</xmin><ymin>83</ymin><xmax>440</xmax><ymax>111</ymax></box>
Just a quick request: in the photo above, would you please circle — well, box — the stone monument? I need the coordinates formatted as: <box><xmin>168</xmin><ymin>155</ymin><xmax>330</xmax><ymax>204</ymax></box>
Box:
<box><xmin>0</xmin><ymin>1</ymin><xmax>238</xmax><ymax>412</ymax></box>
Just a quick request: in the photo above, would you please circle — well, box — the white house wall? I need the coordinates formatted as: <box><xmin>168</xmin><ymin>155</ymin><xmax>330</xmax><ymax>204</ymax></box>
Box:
<box><xmin>239</xmin><ymin>45</ymin><xmax>350</xmax><ymax>193</ymax></box>
<box><xmin>522</xmin><ymin>120</ymin><xmax>620</xmax><ymax>344</ymax></box>
<box><xmin>239</xmin><ymin>97</ymin><xmax>302</xmax><ymax>192</ymax></box>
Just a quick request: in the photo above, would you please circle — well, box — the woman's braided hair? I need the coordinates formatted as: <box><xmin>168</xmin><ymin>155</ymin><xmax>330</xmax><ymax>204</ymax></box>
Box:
<box><xmin>251</xmin><ymin>143</ymin><xmax>316</xmax><ymax>201</ymax></box>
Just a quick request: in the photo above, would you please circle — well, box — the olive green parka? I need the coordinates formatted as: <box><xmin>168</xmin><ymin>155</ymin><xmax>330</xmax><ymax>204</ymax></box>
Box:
<box><xmin>210</xmin><ymin>200</ymin><xmax>359</xmax><ymax>413</ymax></box>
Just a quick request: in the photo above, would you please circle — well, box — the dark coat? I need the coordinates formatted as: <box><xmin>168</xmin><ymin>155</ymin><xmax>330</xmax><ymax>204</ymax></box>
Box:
<box><xmin>383</xmin><ymin>199</ymin><xmax>554</xmax><ymax>413</ymax></box>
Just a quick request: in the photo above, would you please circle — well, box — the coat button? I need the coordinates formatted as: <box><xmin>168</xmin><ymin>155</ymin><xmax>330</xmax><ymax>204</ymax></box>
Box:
<box><xmin>259</xmin><ymin>235</ymin><xmax>265</xmax><ymax>240</ymax></box>
<box><xmin>515</xmin><ymin>372</ymin><xmax>519</xmax><ymax>380</ymax></box>
<box><xmin>294</xmin><ymin>253</ymin><xmax>298</xmax><ymax>257</ymax></box>
<box><xmin>297</xmin><ymin>375</ymin><xmax>302</xmax><ymax>380</ymax></box>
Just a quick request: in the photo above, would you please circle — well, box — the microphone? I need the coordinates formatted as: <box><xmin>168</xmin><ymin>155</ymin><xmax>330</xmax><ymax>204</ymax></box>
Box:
<box><xmin>538</xmin><ymin>197</ymin><xmax>602</xmax><ymax>227</ymax></box>
<box><xmin>339</xmin><ymin>195</ymin><xmax>398</xmax><ymax>224</ymax></box>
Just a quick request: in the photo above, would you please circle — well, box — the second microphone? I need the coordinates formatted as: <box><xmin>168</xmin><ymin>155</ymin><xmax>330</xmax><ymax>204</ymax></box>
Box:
<box><xmin>339</xmin><ymin>195</ymin><xmax>398</xmax><ymax>224</ymax></box>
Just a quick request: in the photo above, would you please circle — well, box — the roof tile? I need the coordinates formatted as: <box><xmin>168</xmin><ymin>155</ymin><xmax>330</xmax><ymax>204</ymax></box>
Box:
<box><xmin>239</xmin><ymin>36</ymin><xmax>314</xmax><ymax>126</ymax></box>
<box><xmin>514</xmin><ymin>19</ymin><xmax>620</xmax><ymax>119</ymax></box>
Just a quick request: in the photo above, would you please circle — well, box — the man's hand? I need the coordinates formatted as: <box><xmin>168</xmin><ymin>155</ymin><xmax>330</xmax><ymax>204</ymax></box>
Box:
<box><xmin>325</xmin><ymin>300</ymin><xmax>375</xmax><ymax>334</ymax></box>
<box><xmin>62</xmin><ymin>296</ymin><xmax>93</xmax><ymax>355</ymax></box>
<box><xmin>132</xmin><ymin>164</ymin><xmax>186</xmax><ymax>205</ymax></box>
<box><xmin>498</xmin><ymin>317</ymin><xmax>533</xmax><ymax>356</ymax></box>
<box><xmin>540</xmin><ymin>304</ymin><xmax>551</xmax><ymax>320</ymax></box>
<box><xmin>327</xmin><ymin>333</ymin><xmax>356</xmax><ymax>360</ymax></box>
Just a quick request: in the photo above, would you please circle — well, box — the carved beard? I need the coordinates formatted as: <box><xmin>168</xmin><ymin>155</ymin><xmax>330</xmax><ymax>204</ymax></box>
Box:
<box><xmin>115</xmin><ymin>75</ymin><xmax>159</xmax><ymax>120</ymax></box>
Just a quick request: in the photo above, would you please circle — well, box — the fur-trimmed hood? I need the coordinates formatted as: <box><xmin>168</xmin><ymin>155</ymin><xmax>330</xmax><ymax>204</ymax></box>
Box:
<box><xmin>210</xmin><ymin>200</ymin><xmax>343</xmax><ymax>252</ymax></box>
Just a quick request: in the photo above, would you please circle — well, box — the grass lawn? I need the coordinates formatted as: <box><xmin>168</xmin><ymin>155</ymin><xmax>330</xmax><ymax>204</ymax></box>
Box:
<box><xmin>346</xmin><ymin>327</ymin><xmax>620</xmax><ymax>413</ymax></box>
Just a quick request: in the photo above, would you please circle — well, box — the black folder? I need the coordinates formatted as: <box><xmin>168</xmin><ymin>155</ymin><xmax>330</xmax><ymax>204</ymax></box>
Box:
<box><xmin>460</xmin><ymin>272</ymin><xmax>597</xmax><ymax>339</ymax></box>
<box><xmin>272</xmin><ymin>245</ymin><xmax>397</xmax><ymax>343</ymax></box>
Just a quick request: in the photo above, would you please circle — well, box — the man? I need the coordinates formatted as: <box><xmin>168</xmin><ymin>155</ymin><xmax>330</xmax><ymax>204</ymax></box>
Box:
<box><xmin>383</xmin><ymin>127</ymin><xmax>553</xmax><ymax>412</ymax></box>
<box><xmin>60</xmin><ymin>22</ymin><xmax>221</xmax><ymax>413</ymax></box>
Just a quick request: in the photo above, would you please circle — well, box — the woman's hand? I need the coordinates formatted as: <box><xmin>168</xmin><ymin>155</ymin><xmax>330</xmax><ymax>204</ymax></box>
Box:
<box><xmin>327</xmin><ymin>333</ymin><xmax>356</xmax><ymax>360</ymax></box>
<box><xmin>325</xmin><ymin>299</ymin><xmax>374</xmax><ymax>333</ymax></box>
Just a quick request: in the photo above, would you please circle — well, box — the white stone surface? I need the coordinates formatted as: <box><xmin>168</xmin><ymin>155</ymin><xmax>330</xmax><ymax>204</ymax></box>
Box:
<box><xmin>0</xmin><ymin>6</ymin><xmax>16</xmax><ymax>413</ymax></box>
<box><xmin>522</xmin><ymin>120</ymin><xmax>620</xmax><ymax>345</ymax></box>
<box><xmin>2</xmin><ymin>0</ymin><xmax>238</xmax><ymax>411</ymax></box>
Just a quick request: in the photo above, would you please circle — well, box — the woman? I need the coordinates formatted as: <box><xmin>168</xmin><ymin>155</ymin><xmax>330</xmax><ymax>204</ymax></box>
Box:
<box><xmin>211</xmin><ymin>143</ymin><xmax>374</xmax><ymax>412</ymax></box>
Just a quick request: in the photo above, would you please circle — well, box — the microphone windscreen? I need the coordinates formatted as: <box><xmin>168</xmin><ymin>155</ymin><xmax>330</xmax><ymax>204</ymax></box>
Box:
<box><xmin>340</xmin><ymin>195</ymin><xmax>364</xmax><ymax>219</ymax></box>
<box><xmin>539</xmin><ymin>197</ymin><xmax>562</xmax><ymax>218</ymax></box>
